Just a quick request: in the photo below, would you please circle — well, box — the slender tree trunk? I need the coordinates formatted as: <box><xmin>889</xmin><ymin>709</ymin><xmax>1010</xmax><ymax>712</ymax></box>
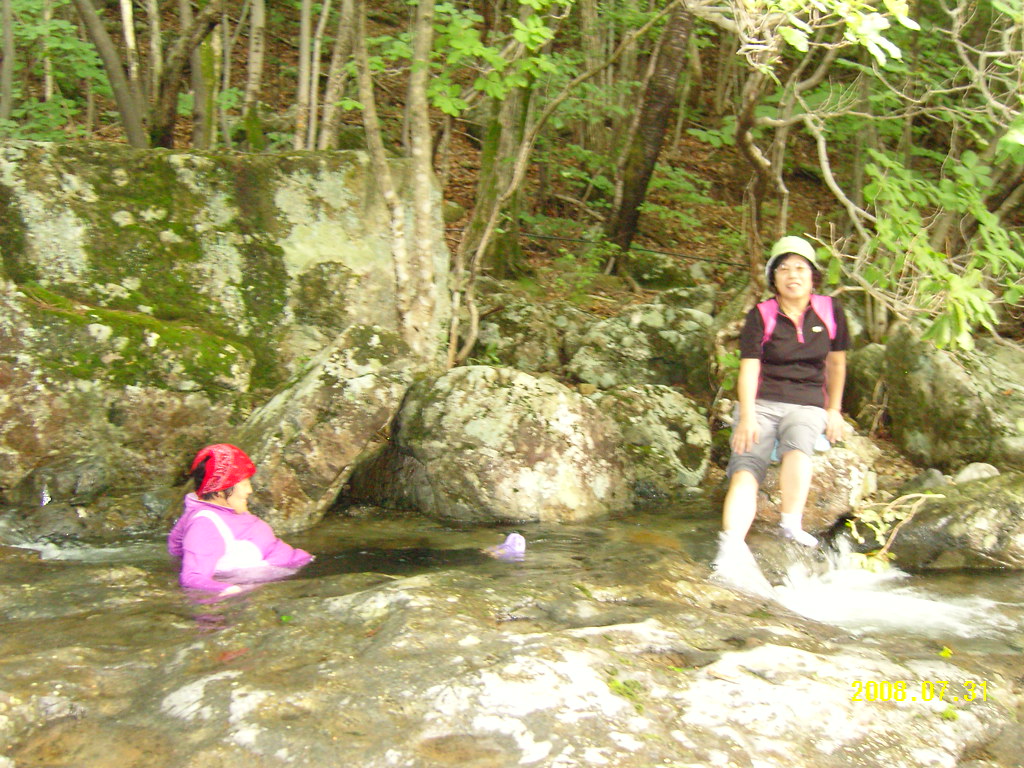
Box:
<box><xmin>148</xmin><ymin>0</ymin><xmax>225</xmax><ymax>148</ymax></box>
<box><xmin>711</xmin><ymin>32</ymin><xmax>735</xmax><ymax>115</ymax></box>
<box><xmin>71</xmin><ymin>0</ymin><xmax>149</xmax><ymax>147</ymax></box>
<box><xmin>242</xmin><ymin>0</ymin><xmax>265</xmax><ymax>149</ymax></box>
<box><xmin>672</xmin><ymin>32</ymin><xmax>701</xmax><ymax>145</ymax></box>
<box><xmin>294</xmin><ymin>0</ymin><xmax>313</xmax><ymax>149</ymax></box>
<box><xmin>180</xmin><ymin>0</ymin><xmax>207</xmax><ymax>147</ymax></box>
<box><xmin>307</xmin><ymin>0</ymin><xmax>334</xmax><ymax>147</ymax></box>
<box><xmin>1</xmin><ymin>0</ymin><xmax>15</xmax><ymax>121</ymax></box>
<box><xmin>317</xmin><ymin>0</ymin><xmax>355</xmax><ymax>150</ymax></box>
<box><xmin>578</xmin><ymin>0</ymin><xmax>604</xmax><ymax>152</ymax></box>
<box><xmin>43</xmin><ymin>0</ymin><xmax>55</xmax><ymax>100</ymax></box>
<box><xmin>219</xmin><ymin>1</ymin><xmax>241</xmax><ymax>148</ymax></box>
<box><xmin>353</xmin><ymin>0</ymin><xmax>410</xmax><ymax>350</ymax></box>
<box><xmin>457</xmin><ymin>86</ymin><xmax>532</xmax><ymax>278</ymax></box>
<box><xmin>119</xmin><ymin>0</ymin><xmax>146</xmax><ymax>111</ymax></box>
<box><xmin>604</xmin><ymin>3</ymin><xmax>693</xmax><ymax>257</ymax></box>
<box><xmin>146</xmin><ymin>0</ymin><xmax>162</xmax><ymax>99</ymax></box>
<box><xmin>406</xmin><ymin>0</ymin><xmax>438</xmax><ymax>357</ymax></box>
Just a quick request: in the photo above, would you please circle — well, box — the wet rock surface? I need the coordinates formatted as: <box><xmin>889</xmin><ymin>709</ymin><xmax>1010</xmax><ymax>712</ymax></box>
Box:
<box><xmin>1</xmin><ymin>514</ymin><xmax>1022</xmax><ymax>768</ymax></box>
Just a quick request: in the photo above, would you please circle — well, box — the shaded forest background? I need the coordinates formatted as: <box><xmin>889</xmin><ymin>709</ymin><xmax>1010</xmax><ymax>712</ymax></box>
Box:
<box><xmin>1</xmin><ymin>0</ymin><xmax>1022</xmax><ymax>360</ymax></box>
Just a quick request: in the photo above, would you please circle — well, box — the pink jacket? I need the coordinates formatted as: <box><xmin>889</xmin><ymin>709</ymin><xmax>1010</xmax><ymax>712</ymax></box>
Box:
<box><xmin>168</xmin><ymin>494</ymin><xmax>313</xmax><ymax>592</ymax></box>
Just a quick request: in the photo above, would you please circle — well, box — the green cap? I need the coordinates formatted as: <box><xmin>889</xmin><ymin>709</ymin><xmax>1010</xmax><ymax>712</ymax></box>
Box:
<box><xmin>766</xmin><ymin>236</ymin><xmax>817</xmax><ymax>282</ymax></box>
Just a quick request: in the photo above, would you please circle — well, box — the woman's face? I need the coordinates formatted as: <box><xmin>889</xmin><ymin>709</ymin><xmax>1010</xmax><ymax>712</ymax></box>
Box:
<box><xmin>222</xmin><ymin>477</ymin><xmax>253</xmax><ymax>515</ymax></box>
<box><xmin>773</xmin><ymin>254</ymin><xmax>814</xmax><ymax>302</ymax></box>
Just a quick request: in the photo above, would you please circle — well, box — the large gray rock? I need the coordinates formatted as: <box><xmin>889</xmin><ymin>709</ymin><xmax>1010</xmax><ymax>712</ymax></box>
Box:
<box><xmin>390</xmin><ymin>366</ymin><xmax>634</xmax><ymax>522</ymax></box>
<box><xmin>884</xmin><ymin>326</ymin><xmax>1024</xmax><ymax>470</ymax></box>
<box><xmin>235</xmin><ymin>325</ymin><xmax>425</xmax><ymax>532</ymax></box>
<box><xmin>592</xmin><ymin>384</ymin><xmax>711</xmax><ymax>498</ymax></box>
<box><xmin>566</xmin><ymin>302</ymin><xmax>714</xmax><ymax>398</ymax></box>
<box><xmin>889</xmin><ymin>473</ymin><xmax>1024</xmax><ymax>569</ymax></box>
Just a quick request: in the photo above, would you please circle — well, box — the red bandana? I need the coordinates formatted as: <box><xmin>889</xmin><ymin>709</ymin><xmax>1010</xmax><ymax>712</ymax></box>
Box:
<box><xmin>191</xmin><ymin>444</ymin><xmax>256</xmax><ymax>495</ymax></box>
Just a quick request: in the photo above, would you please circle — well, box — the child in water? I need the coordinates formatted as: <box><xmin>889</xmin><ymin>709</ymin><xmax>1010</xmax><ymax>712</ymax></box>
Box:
<box><xmin>168</xmin><ymin>444</ymin><xmax>313</xmax><ymax>594</ymax></box>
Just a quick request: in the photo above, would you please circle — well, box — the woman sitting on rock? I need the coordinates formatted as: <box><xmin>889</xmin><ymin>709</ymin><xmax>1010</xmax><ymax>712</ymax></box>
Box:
<box><xmin>168</xmin><ymin>443</ymin><xmax>313</xmax><ymax>594</ymax></box>
<box><xmin>717</xmin><ymin>236</ymin><xmax>849</xmax><ymax>564</ymax></box>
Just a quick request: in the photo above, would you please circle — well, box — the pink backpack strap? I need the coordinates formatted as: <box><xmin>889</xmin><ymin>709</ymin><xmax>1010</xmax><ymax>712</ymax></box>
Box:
<box><xmin>809</xmin><ymin>294</ymin><xmax>837</xmax><ymax>340</ymax></box>
<box><xmin>757</xmin><ymin>298</ymin><xmax>779</xmax><ymax>347</ymax></box>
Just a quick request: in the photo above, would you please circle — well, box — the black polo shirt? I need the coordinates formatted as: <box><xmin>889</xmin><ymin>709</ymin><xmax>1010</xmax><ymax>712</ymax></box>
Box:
<box><xmin>738</xmin><ymin>297</ymin><xmax>850</xmax><ymax>408</ymax></box>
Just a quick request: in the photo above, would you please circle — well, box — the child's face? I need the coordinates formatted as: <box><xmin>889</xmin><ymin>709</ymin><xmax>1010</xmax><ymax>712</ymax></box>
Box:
<box><xmin>224</xmin><ymin>477</ymin><xmax>254</xmax><ymax>515</ymax></box>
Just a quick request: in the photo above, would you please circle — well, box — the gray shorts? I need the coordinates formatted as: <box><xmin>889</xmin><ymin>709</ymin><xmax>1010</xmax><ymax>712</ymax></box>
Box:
<box><xmin>726</xmin><ymin>400</ymin><xmax>828</xmax><ymax>484</ymax></box>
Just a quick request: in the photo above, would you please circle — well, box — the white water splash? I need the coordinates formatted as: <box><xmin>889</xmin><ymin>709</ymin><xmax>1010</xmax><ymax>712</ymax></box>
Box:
<box><xmin>773</xmin><ymin>545</ymin><xmax>1015</xmax><ymax>639</ymax></box>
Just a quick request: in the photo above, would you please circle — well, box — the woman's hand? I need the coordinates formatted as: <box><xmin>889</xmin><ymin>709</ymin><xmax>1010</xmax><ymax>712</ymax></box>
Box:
<box><xmin>731</xmin><ymin>415</ymin><xmax>760</xmax><ymax>455</ymax></box>
<box><xmin>825</xmin><ymin>408</ymin><xmax>845</xmax><ymax>443</ymax></box>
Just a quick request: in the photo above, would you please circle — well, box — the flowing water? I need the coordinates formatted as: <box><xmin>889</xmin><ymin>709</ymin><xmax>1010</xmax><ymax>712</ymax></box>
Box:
<box><xmin>3</xmin><ymin>502</ymin><xmax>1021</xmax><ymax>651</ymax></box>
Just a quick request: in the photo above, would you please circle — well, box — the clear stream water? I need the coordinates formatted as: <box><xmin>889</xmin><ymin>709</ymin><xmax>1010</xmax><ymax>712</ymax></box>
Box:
<box><xmin>4</xmin><ymin>502</ymin><xmax>1021</xmax><ymax>653</ymax></box>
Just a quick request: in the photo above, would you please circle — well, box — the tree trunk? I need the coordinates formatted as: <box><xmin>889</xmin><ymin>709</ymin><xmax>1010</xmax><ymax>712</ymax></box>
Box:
<box><xmin>406</xmin><ymin>0</ymin><xmax>438</xmax><ymax>358</ymax></box>
<box><xmin>146</xmin><ymin>0</ymin><xmax>162</xmax><ymax>99</ymax></box>
<box><xmin>0</xmin><ymin>0</ymin><xmax>14</xmax><ymax>122</ymax></box>
<box><xmin>148</xmin><ymin>0</ymin><xmax>225</xmax><ymax>148</ymax></box>
<box><xmin>578</xmin><ymin>0</ymin><xmax>604</xmax><ymax>152</ymax></box>
<box><xmin>242</xmin><ymin>0</ymin><xmax>265</xmax><ymax>150</ymax></box>
<box><xmin>119</xmin><ymin>0</ymin><xmax>144</xmax><ymax>107</ymax></box>
<box><xmin>458</xmin><ymin>87</ymin><xmax>532</xmax><ymax>277</ymax></box>
<box><xmin>736</xmin><ymin>66</ymin><xmax>773</xmax><ymax>287</ymax></box>
<box><xmin>43</xmin><ymin>0</ymin><xmax>55</xmax><ymax>100</ymax></box>
<box><xmin>317</xmin><ymin>0</ymin><xmax>355</xmax><ymax>150</ymax></box>
<box><xmin>604</xmin><ymin>3</ymin><xmax>692</xmax><ymax>257</ymax></box>
<box><xmin>71</xmin><ymin>0</ymin><xmax>149</xmax><ymax>147</ymax></box>
<box><xmin>180</xmin><ymin>0</ymin><xmax>211</xmax><ymax>148</ymax></box>
<box><xmin>294</xmin><ymin>0</ymin><xmax>313</xmax><ymax>149</ymax></box>
<box><xmin>306</xmin><ymin>0</ymin><xmax>334</xmax><ymax>147</ymax></box>
<box><xmin>353</xmin><ymin>0</ymin><xmax>411</xmax><ymax>350</ymax></box>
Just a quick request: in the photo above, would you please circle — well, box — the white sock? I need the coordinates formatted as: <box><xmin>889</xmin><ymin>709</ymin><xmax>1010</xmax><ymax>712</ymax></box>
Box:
<box><xmin>779</xmin><ymin>513</ymin><xmax>802</xmax><ymax>530</ymax></box>
<box><xmin>779</xmin><ymin>514</ymin><xmax>818</xmax><ymax>547</ymax></box>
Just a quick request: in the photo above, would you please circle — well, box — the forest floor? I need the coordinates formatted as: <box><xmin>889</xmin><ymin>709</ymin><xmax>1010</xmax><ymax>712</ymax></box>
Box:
<box><xmin>434</xmin><ymin>116</ymin><xmax>838</xmax><ymax>318</ymax></box>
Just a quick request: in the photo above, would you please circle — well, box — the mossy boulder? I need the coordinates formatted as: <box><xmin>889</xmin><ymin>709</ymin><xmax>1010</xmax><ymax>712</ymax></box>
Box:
<box><xmin>0</xmin><ymin>141</ymin><xmax>449</xmax><ymax>534</ymax></box>
<box><xmin>566</xmin><ymin>302</ymin><xmax>714</xmax><ymax>399</ymax></box>
<box><xmin>592</xmin><ymin>384</ymin><xmax>711</xmax><ymax>499</ymax></box>
<box><xmin>889</xmin><ymin>473</ymin><xmax>1024</xmax><ymax>569</ymax></box>
<box><xmin>235</xmin><ymin>325</ymin><xmax>426</xmax><ymax>532</ymax></box>
<box><xmin>389</xmin><ymin>366</ymin><xmax>634</xmax><ymax>523</ymax></box>
<box><xmin>884</xmin><ymin>325</ymin><xmax>1024</xmax><ymax>470</ymax></box>
<box><xmin>473</xmin><ymin>296</ymin><xmax>595</xmax><ymax>374</ymax></box>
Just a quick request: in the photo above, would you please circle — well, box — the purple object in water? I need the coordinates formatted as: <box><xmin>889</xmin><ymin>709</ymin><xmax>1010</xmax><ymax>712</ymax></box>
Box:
<box><xmin>486</xmin><ymin>532</ymin><xmax>526</xmax><ymax>561</ymax></box>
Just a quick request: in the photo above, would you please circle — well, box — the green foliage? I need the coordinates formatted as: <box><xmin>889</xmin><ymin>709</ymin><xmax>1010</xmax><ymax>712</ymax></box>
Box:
<box><xmin>766</xmin><ymin>0</ymin><xmax>919</xmax><ymax>65</ymax></box>
<box><xmin>859</xmin><ymin>149</ymin><xmax>1020</xmax><ymax>349</ymax></box>
<box><xmin>687</xmin><ymin>117</ymin><xmax>737</xmax><ymax>148</ymax></box>
<box><xmin>605</xmin><ymin>669</ymin><xmax>645</xmax><ymax>713</ymax></box>
<box><xmin>716</xmin><ymin>349</ymin><xmax>741</xmax><ymax>392</ymax></box>
<box><xmin>358</xmin><ymin>0</ymin><xmax>570</xmax><ymax>118</ymax></box>
<box><xmin>0</xmin><ymin>0</ymin><xmax>109</xmax><ymax>141</ymax></box>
